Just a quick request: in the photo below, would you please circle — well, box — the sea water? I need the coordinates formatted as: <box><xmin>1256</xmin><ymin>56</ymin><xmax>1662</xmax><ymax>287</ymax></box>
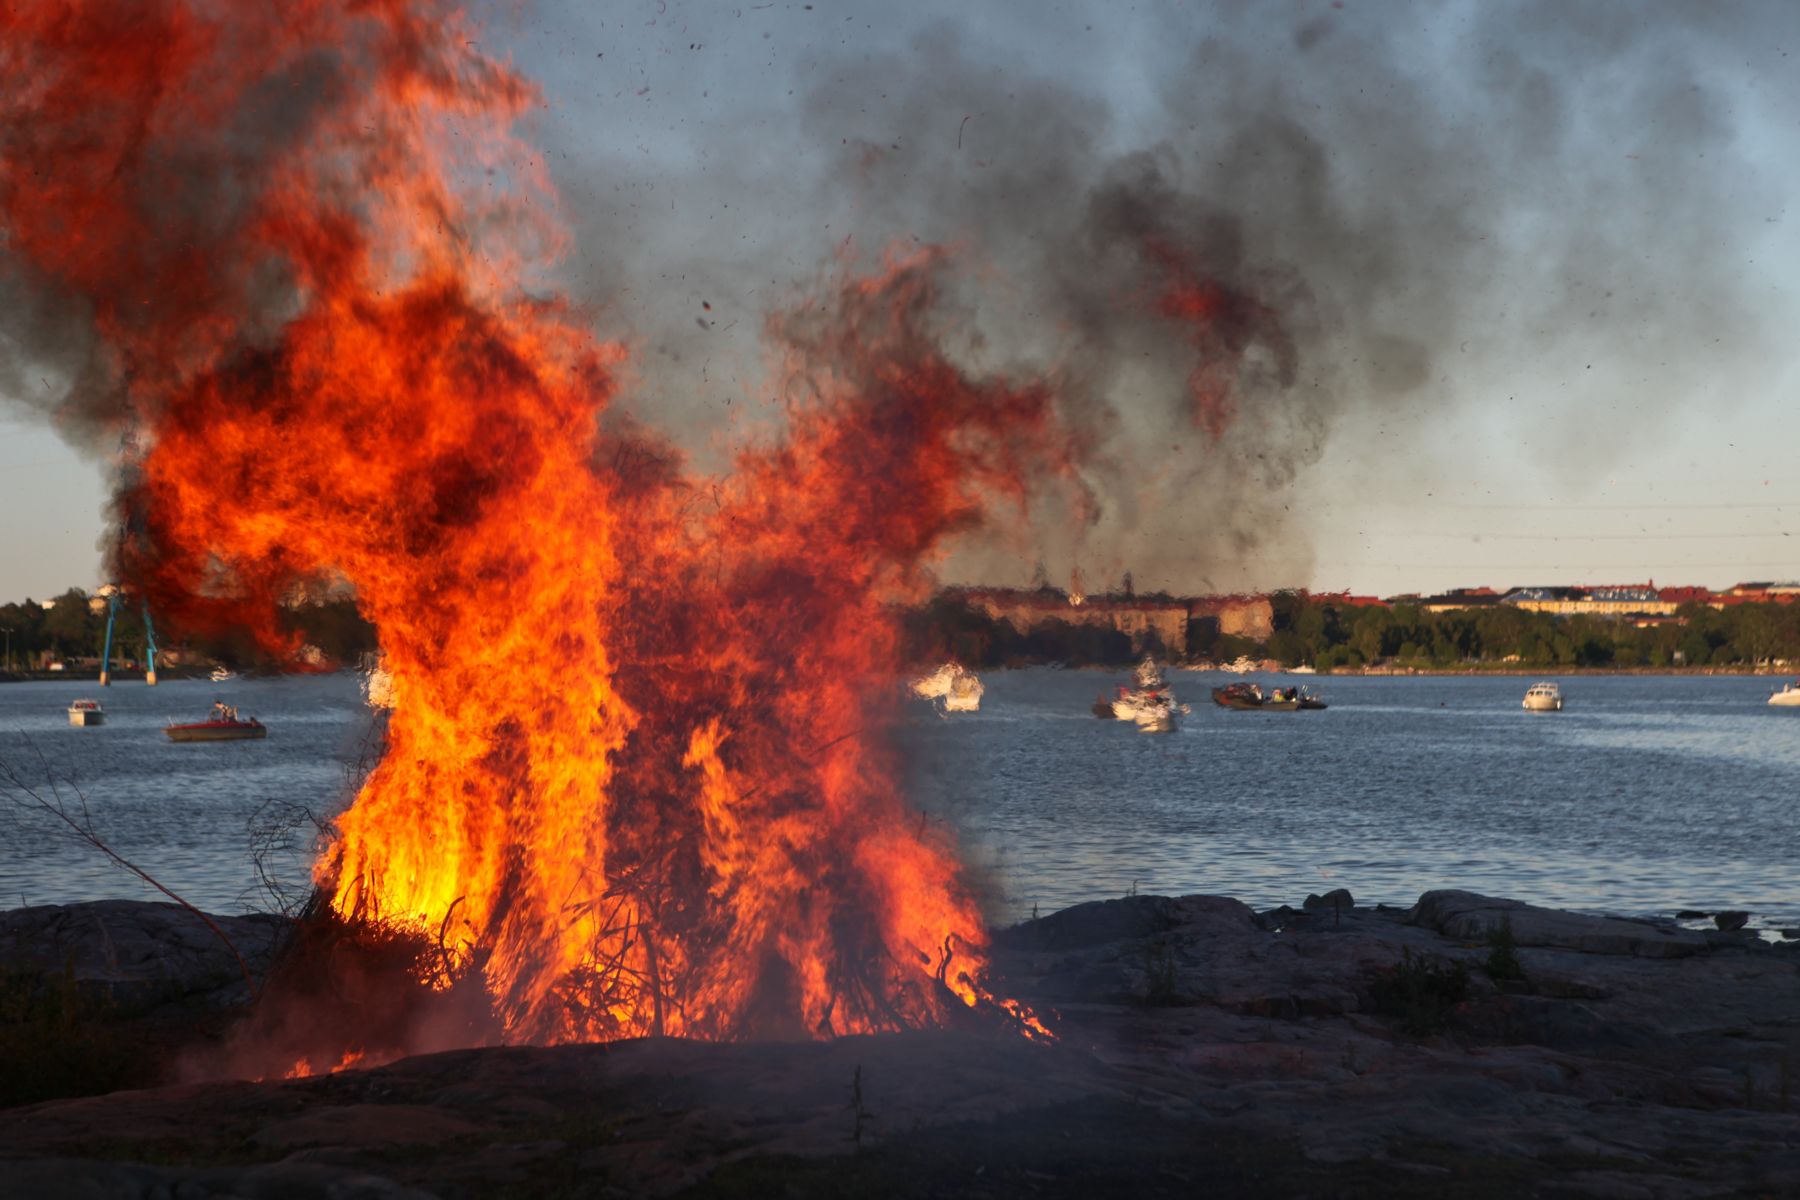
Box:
<box><xmin>903</xmin><ymin>670</ymin><xmax>1800</xmax><ymax>928</ymax></box>
<box><xmin>1</xmin><ymin>671</ymin><xmax>1795</xmax><ymax>929</ymax></box>
<box><xmin>0</xmin><ymin>675</ymin><xmax>371</xmax><ymax>914</ymax></box>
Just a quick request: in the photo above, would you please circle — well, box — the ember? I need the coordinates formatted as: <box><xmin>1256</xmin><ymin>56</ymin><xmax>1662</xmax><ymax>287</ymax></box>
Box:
<box><xmin>1</xmin><ymin>1</ymin><xmax>1075</xmax><ymax>1053</ymax></box>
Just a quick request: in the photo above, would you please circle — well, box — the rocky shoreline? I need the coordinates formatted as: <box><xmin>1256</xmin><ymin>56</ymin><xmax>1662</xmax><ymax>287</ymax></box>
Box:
<box><xmin>2</xmin><ymin>890</ymin><xmax>1797</xmax><ymax>1198</ymax></box>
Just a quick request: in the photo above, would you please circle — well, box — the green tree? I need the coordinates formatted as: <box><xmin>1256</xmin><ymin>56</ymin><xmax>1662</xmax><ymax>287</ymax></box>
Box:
<box><xmin>1266</xmin><ymin>629</ymin><xmax>1308</xmax><ymax>668</ymax></box>
<box><xmin>1294</xmin><ymin>603</ymin><xmax>1331</xmax><ymax>660</ymax></box>
<box><xmin>0</xmin><ymin>600</ymin><xmax>46</xmax><ymax>669</ymax></box>
<box><xmin>1550</xmin><ymin>634</ymin><xmax>1576</xmax><ymax>664</ymax></box>
<box><xmin>1351</xmin><ymin>608</ymin><xmax>1395</xmax><ymax>661</ymax></box>
<box><xmin>40</xmin><ymin>589</ymin><xmax>98</xmax><ymax>658</ymax></box>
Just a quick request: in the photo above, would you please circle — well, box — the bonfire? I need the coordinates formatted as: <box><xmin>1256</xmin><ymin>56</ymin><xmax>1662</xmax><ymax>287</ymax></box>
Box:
<box><xmin>0</xmin><ymin>0</ymin><xmax>1285</xmax><ymax>1071</ymax></box>
<box><xmin>0</xmin><ymin>0</ymin><xmax>1082</xmax><ymax>1067</ymax></box>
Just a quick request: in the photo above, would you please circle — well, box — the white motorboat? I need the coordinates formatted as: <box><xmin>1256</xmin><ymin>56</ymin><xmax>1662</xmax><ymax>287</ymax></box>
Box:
<box><xmin>67</xmin><ymin>699</ymin><xmax>105</xmax><ymax>727</ymax></box>
<box><xmin>910</xmin><ymin>663</ymin><xmax>983</xmax><ymax>713</ymax></box>
<box><xmin>1109</xmin><ymin>656</ymin><xmax>1190</xmax><ymax>732</ymax></box>
<box><xmin>363</xmin><ymin>661</ymin><xmax>396</xmax><ymax>710</ymax></box>
<box><xmin>209</xmin><ymin>667</ymin><xmax>236</xmax><ymax>683</ymax></box>
<box><xmin>1522</xmin><ymin>682</ymin><xmax>1563</xmax><ymax>712</ymax></box>
<box><xmin>1769</xmin><ymin>680</ymin><xmax>1800</xmax><ymax>708</ymax></box>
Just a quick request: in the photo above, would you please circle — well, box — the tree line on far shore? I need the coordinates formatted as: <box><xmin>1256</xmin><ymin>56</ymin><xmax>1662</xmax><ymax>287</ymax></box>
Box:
<box><xmin>0</xmin><ymin>589</ymin><xmax>376</xmax><ymax>673</ymax></box>
<box><xmin>7</xmin><ymin>585</ymin><xmax>1797</xmax><ymax>675</ymax></box>
<box><xmin>902</xmin><ymin>591</ymin><xmax>1800</xmax><ymax>671</ymax></box>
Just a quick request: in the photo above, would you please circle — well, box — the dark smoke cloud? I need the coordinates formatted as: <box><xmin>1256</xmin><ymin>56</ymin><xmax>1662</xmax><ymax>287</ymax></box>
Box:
<box><xmin>536</xmin><ymin>0</ymin><xmax>1790</xmax><ymax>594</ymax></box>
<box><xmin>7</xmin><ymin>0</ymin><xmax>1792</xmax><ymax>594</ymax></box>
<box><xmin>0</xmin><ymin>25</ymin><xmax>371</xmax><ymax>490</ymax></box>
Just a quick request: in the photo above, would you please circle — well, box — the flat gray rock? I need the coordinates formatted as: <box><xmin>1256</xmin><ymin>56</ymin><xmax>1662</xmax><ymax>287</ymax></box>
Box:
<box><xmin>3</xmin><ymin>890</ymin><xmax>1797</xmax><ymax>1197</ymax></box>
<box><xmin>0</xmin><ymin>900</ymin><xmax>290</xmax><ymax>1013</ymax></box>
<box><xmin>7</xmin><ymin>1157</ymin><xmax>436</xmax><ymax>1199</ymax></box>
<box><xmin>1407</xmin><ymin>889</ymin><xmax>1720</xmax><ymax>958</ymax></box>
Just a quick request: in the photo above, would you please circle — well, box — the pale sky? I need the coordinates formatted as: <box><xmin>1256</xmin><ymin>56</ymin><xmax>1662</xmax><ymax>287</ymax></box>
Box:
<box><xmin>4</xmin><ymin>0</ymin><xmax>1798</xmax><ymax>600</ymax></box>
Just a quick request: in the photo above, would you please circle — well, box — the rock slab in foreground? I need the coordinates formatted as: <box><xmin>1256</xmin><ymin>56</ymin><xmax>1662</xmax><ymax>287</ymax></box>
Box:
<box><xmin>1</xmin><ymin>891</ymin><xmax>1798</xmax><ymax>1198</ymax></box>
<box><xmin>1407</xmin><ymin>889</ymin><xmax>1730</xmax><ymax>958</ymax></box>
<box><xmin>0</xmin><ymin>900</ymin><xmax>288</xmax><ymax>1013</ymax></box>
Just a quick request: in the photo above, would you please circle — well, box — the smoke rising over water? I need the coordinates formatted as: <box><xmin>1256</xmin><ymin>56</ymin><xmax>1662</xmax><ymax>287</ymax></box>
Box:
<box><xmin>3</xmin><ymin>0</ymin><xmax>1794</xmax><ymax>594</ymax></box>
<box><xmin>535</xmin><ymin>0</ymin><xmax>1792</xmax><ymax>592</ymax></box>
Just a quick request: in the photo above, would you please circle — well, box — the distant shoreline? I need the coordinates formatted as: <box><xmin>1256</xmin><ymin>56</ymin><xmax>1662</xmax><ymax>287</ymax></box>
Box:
<box><xmin>0</xmin><ymin>668</ymin><xmax>219</xmax><ymax>685</ymax></box>
<box><xmin>1005</xmin><ymin>663</ymin><xmax>1797</xmax><ymax>677</ymax></box>
<box><xmin>4</xmin><ymin>664</ymin><xmax>1796</xmax><ymax>685</ymax></box>
<box><xmin>1309</xmin><ymin>664</ymin><xmax>1799</xmax><ymax>677</ymax></box>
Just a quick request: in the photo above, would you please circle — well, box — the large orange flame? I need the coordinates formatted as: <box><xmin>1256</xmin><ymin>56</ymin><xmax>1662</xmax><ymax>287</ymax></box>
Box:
<box><xmin>3</xmin><ymin>1</ymin><xmax>1064</xmax><ymax>1045</ymax></box>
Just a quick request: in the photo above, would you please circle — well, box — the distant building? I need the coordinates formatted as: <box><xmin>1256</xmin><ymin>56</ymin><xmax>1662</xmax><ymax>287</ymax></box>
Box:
<box><xmin>1189</xmin><ymin>594</ymin><xmax>1275</xmax><ymax>642</ymax></box>
<box><xmin>963</xmin><ymin>588</ymin><xmax>1194</xmax><ymax>656</ymax></box>
<box><xmin>1308</xmin><ymin>591</ymin><xmax>1389</xmax><ymax>609</ymax></box>
<box><xmin>1503</xmin><ymin>585</ymin><xmax>1675</xmax><ymax>617</ymax></box>
<box><xmin>1500</xmin><ymin>586</ymin><xmax>1576</xmax><ymax>611</ymax></box>
<box><xmin>1724</xmin><ymin>582</ymin><xmax>1800</xmax><ymax>604</ymax></box>
<box><xmin>1420</xmin><ymin>588</ymin><xmax>1504</xmax><ymax>614</ymax></box>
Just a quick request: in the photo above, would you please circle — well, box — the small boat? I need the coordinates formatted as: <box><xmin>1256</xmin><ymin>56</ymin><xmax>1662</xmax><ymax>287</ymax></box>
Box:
<box><xmin>1211</xmin><ymin>681</ymin><xmax>1327</xmax><ymax>711</ymax></box>
<box><xmin>910</xmin><ymin>663</ymin><xmax>983</xmax><ymax>713</ymax></box>
<box><xmin>363</xmin><ymin>663</ymin><xmax>396</xmax><ymax>710</ymax></box>
<box><xmin>1522</xmin><ymin>682</ymin><xmax>1563</xmax><ymax>712</ymax></box>
<box><xmin>1769</xmin><ymin>680</ymin><xmax>1800</xmax><ymax>708</ymax></box>
<box><xmin>67</xmin><ymin>699</ymin><xmax>106</xmax><ymax>727</ymax></box>
<box><xmin>1109</xmin><ymin>657</ymin><xmax>1191</xmax><ymax>732</ymax></box>
<box><xmin>209</xmin><ymin>667</ymin><xmax>236</xmax><ymax>683</ymax></box>
<box><xmin>165</xmin><ymin>701</ymin><xmax>266</xmax><ymax>742</ymax></box>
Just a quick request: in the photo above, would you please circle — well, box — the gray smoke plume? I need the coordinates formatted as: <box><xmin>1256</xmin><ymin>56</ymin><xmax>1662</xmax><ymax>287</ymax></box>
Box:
<box><xmin>0</xmin><ymin>39</ymin><xmax>359</xmax><ymax>449</ymax></box>
<box><xmin>537</xmin><ymin>0</ymin><xmax>1791</xmax><ymax>594</ymax></box>
<box><xmin>6</xmin><ymin>0</ymin><xmax>1792</xmax><ymax>594</ymax></box>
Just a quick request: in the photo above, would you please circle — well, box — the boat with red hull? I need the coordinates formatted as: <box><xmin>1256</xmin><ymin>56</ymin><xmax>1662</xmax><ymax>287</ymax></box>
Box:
<box><xmin>164</xmin><ymin>719</ymin><xmax>266</xmax><ymax>742</ymax></box>
<box><xmin>165</xmin><ymin>702</ymin><xmax>266</xmax><ymax>742</ymax></box>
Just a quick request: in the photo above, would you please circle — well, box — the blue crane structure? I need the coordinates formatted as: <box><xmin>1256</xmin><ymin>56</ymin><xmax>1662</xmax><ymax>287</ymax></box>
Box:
<box><xmin>96</xmin><ymin>587</ymin><xmax>159</xmax><ymax>686</ymax></box>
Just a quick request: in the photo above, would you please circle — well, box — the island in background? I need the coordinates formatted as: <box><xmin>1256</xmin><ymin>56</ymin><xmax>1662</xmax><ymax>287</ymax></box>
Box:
<box><xmin>903</xmin><ymin>582</ymin><xmax>1800</xmax><ymax>675</ymax></box>
<box><xmin>4</xmin><ymin>580</ymin><xmax>1799</xmax><ymax>681</ymax></box>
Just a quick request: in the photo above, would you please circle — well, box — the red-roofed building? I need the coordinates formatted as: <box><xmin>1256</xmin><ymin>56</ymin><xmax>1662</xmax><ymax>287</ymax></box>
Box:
<box><xmin>962</xmin><ymin>588</ymin><xmax>1196</xmax><ymax>655</ymax></box>
<box><xmin>1307</xmin><ymin>591</ymin><xmax>1389</xmax><ymax>609</ymax></box>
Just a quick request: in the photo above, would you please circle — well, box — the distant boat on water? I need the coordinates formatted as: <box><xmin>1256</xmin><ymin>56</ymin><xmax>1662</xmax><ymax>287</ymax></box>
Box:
<box><xmin>1523</xmin><ymin>682</ymin><xmax>1564</xmax><ymax>712</ymax></box>
<box><xmin>910</xmin><ymin>663</ymin><xmax>983</xmax><ymax>713</ymax></box>
<box><xmin>1211</xmin><ymin>682</ymin><xmax>1327</xmax><ymax>711</ymax></box>
<box><xmin>1106</xmin><ymin>657</ymin><xmax>1190</xmax><ymax>732</ymax></box>
<box><xmin>209</xmin><ymin>667</ymin><xmax>236</xmax><ymax>683</ymax></box>
<box><xmin>67</xmin><ymin>699</ymin><xmax>105</xmax><ymax>727</ymax></box>
<box><xmin>165</xmin><ymin>701</ymin><xmax>265</xmax><ymax>742</ymax></box>
<box><xmin>1769</xmin><ymin>680</ymin><xmax>1800</xmax><ymax>708</ymax></box>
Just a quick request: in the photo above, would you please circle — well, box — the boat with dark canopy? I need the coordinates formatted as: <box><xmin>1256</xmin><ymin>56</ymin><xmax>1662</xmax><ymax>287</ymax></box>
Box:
<box><xmin>1211</xmin><ymin>681</ymin><xmax>1327</xmax><ymax>711</ymax></box>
